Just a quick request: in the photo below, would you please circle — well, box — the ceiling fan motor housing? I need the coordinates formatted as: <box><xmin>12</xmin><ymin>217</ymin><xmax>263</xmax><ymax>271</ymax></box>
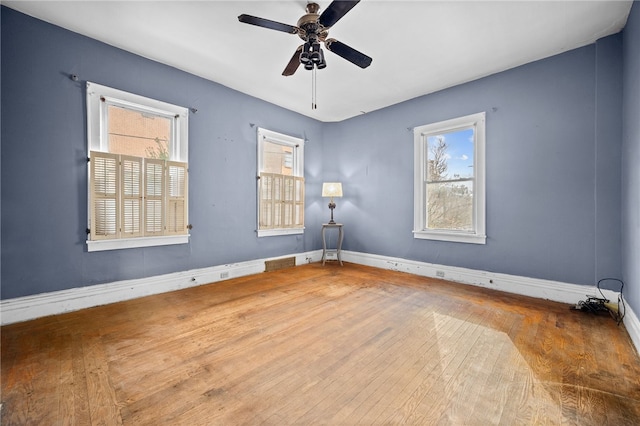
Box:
<box><xmin>297</xmin><ymin>3</ymin><xmax>329</xmax><ymax>43</ymax></box>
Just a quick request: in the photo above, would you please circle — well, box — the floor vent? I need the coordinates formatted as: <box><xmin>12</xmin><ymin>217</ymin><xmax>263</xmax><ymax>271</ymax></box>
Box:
<box><xmin>265</xmin><ymin>257</ymin><xmax>296</xmax><ymax>272</ymax></box>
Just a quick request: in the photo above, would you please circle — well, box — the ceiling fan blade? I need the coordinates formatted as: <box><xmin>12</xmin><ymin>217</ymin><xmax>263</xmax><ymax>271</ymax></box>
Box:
<box><xmin>238</xmin><ymin>14</ymin><xmax>298</xmax><ymax>34</ymax></box>
<box><xmin>319</xmin><ymin>0</ymin><xmax>360</xmax><ymax>28</ymax></box>
<box><xmin>283</xmin><ymin>45</ymin><xmax>304</xmax><ymax>76</ymax></box>
<box><xmin>325</xmin><ymin>39</ymin><xmax>372</xmax><ymax>68</ymax></box>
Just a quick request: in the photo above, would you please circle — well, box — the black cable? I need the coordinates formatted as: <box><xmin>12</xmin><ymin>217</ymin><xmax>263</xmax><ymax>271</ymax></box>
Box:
<box><xmin>571</xmin><ymin>278</ymin><xmax>626</xmax><ymax>325</ymax></box>
<box><xmin>597</xmin><ymin>278</ymin><xmax>625</xmax><ymax>325</ymax></box>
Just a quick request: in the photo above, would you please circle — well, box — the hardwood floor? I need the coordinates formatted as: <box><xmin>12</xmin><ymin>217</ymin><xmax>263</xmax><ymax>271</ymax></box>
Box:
<box><xmin>2</xmin><ymin>263</ymin><xmax>639</xmax><ymax>425</ymax></box>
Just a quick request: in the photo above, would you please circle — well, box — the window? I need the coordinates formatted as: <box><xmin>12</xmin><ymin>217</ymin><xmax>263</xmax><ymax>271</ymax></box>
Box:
<box><xmin>86</xmin><ymin>82</ymin><xmax>189</xmax><ymax>252</ymax></box>
<box><xmin>413</xmin><ymin>112</ymin><xmax>486</xmax><ymax>244</ymax></box>
<box><xmin>257</xmin><ymin>128</ymin><xmax>304</xmax><ymax>237</ymax></box>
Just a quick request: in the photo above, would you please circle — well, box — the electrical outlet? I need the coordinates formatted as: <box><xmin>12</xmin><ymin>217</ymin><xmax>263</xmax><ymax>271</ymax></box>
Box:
<box><xmin>220</xmin><ymin>271</ymin><xmax>229</xmax><ymax>279</ymax></box>
<box><xmin>436</xmin><ymin>270</ymin><xmax>445</xmax><ymax>278</ymax></box>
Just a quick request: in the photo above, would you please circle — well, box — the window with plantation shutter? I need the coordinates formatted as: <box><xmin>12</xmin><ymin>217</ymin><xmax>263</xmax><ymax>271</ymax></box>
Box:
<box><xmin>259</xmin><ymin>173</ymin><xmax>304</xmax><ymax>230</ymax></box>
<box><xmin>86</xmin><ymin>82</ymin><xmax>189</xmax><ymax>252</ymax></box>
<box><xmin>257</xmin><ymin>128</ymin><xmax>305</xmax><ymax>237</ymax></box>
<box><xmin>89</xmin><ymin>152</ymin><xmax>188</xmax><ymax>244</ymax></box>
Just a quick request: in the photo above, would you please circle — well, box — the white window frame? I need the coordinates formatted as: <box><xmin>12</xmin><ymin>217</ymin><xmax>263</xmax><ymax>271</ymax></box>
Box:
<box><xmin>413</xmin><ymin>112</ymin><xmax>486</xmax><ymax>244</ymax></box>
<box><xmin>86</xmin><ymin>82</ymin><xmax>189</xmax><ymax>252</ymax></box>
<box><xmin>257</xmin><ymin>128</ymin><xmax>305</xmax><ymax>237</ymax></box>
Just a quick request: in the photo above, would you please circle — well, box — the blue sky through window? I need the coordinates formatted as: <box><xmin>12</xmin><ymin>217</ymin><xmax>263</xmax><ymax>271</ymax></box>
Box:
<box><xmin>428</xmin><ymin>128</ymin><xmax>474</xmax><ymax>180</ymax></box>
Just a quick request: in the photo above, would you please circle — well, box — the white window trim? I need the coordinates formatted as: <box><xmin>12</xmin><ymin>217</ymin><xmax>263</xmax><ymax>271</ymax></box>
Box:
<box><xmin>257</xmin><ymin>128</ymin><xmax>305</xmax><ymax>238</ymax></box>
<box><xmin>413</xmin><ymin>112</ymin><xmax>486</xmax><ymax>244</ymax></box>
<box><xmin>86</xmin><ymin>82</ymin><xmax>189</xmax><ymax>252</ymax></box>
<box><xmin>258</xmin><ymin>228</ymin><xmax>306</xmax><ymax>237</ymax></box>
<box><xmin>87</xmin><ymin>235</ymin><xmax>189</xmax><ymax>252</ymax></box>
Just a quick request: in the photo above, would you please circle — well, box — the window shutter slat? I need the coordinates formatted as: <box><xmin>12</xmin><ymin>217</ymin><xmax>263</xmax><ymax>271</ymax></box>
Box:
<box><xmin>273</xmin><ymin>175</ymin><xmax>283</xmax><ymax>228</ymax></box>
<box><xmin>294</xmin><ymin>176</ymin><xmax>304</xmax><ymax>227</ymax></box>
<box><xmin>166</xmin><ymin>161</ymin><xmax>188</xmax><ymax>235</ymax></box>
<box><xmin>90</xmin><ymin>152</ymin><xmax>119</xmax><ymax>240</ymax></box>
<box><xmin>283</xmin><ymin>176</ymin><xmax>294</xmax><ymax>227</ymax></box>
<box><xmin>121</xmin><ymin>155</ymin><xmax>143</xmax><ymax>237</ymax></box>
<box><xmin>145</xmin><ymin>159</ymin><xmax>165</xmax><ymax>236</ymax></box>
<box><xmin>259</xmin><ymin>173</ymin><xmax>274</xmax><ymax>229</ymax></box>
<box><xmin>94</xmin><ymin>199</ymin><xmax>117</xmax><ymax>237</ymax></box>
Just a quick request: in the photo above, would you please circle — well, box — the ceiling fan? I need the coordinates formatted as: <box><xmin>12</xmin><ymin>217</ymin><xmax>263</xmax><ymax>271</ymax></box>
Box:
<box><xmin>238</xmin><ymin>1</ymin><xmax>372</xmax><ymax>76</ymax></box>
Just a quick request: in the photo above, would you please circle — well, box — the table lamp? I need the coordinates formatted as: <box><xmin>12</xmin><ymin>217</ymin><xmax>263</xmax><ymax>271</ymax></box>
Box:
<box><xmin>322</xmin><ymin>182</ymin><xmax>343</xmax><ymax>224</ymax></box>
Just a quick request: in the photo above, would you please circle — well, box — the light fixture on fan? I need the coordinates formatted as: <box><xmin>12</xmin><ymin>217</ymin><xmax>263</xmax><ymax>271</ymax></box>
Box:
<box><xmin>300</xmin><ymin>40</ymin><xmax>327</xmax><ymax>71</ymax></box>
<box><xmin>322</xmin><ymin>182</ymin><xmax>343</xmax><ymax>224</ymax></box>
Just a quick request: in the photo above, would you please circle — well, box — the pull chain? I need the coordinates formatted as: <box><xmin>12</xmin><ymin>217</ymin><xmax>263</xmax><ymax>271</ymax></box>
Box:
<box><xmin>311</xmin><ymin>66</ymin><xmax>317</xmax><ymax>110</ymax></box>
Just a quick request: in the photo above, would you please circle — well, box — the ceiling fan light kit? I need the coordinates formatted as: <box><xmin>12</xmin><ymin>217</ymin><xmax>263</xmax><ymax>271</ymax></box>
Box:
<box><xmin>238</xmin><ymin>1</ymin><xmax>372</xmax><ymax>76</ymax></box>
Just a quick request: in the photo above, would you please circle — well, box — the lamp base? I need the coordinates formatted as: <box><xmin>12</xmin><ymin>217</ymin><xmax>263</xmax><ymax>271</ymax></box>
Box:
<box><xmin>328</xmin><ymin>202</ymin><xmax>336</xmax><ymax>225</ymax></box>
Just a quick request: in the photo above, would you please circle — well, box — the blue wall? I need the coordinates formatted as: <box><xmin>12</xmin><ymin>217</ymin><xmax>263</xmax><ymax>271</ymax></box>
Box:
<box><xmin>623</xmin><ymin>2</ymin><xmax>640</xmax><ymax>318</ymax></box>
<box><xmin>1</xmin><ymin>4</ymin><xmax>634</xmax><ymax>314</ymax></box>
<box><xmin>323</xmin><ymin>36</ymin><xmax>622</xmax><ymax>287</ymax></box>
<box><xmin>0</xmin><ymin>7</ymin><xmax>324</xmax><ymax>299</ymax></box>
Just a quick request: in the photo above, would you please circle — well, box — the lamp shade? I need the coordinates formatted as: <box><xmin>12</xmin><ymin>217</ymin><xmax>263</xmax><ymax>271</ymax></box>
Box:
<box><xmin>322</xmin><ymin>182</ymin><xmax>343</xmax><ymax>198</ymax></box>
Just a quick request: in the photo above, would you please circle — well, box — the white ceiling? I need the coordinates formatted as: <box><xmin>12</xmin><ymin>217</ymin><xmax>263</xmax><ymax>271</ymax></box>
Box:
<box><xmin>3</xmin><ymin>0</ymin><xmax>633</xmax><ymax>122</ymax></box>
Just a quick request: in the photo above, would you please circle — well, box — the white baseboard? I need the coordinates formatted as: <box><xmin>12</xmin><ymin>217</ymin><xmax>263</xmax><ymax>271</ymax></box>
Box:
<box><xmin>2</xmin><ymin>248</ymin><xmax>638</xmax><ymax>356</ymax></box>
<box><xmin>341</xmin><ymin>250</ymin><xmax>640</xmax><ymax>354</ymax></box>
<box><xmin>0</xmin><ymin>250</ymin><xmax>323</xmax><ymax>326</ymax></box>
<box><xmin>342</xmin><ymin>251</ymin><xmax>595</xmax><ymax>304</ymax></box>
<box><xmin>622</xmin><ymin>300</ymin><xmax>640</xmax><ymax>355</ymax></box>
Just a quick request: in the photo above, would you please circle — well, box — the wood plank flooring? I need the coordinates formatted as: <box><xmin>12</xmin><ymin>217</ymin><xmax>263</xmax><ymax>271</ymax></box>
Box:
<box><xmin>2</xmin><ymin>263</ymin><xmax>640</xmax><ymax>425</ymax></box>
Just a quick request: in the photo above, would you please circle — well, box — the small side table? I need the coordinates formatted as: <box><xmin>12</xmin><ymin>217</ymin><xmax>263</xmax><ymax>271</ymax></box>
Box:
<box><xmin>321</xmin><ymin>223</ymin><xmax>344</xmax><ymax>266</ymax></box>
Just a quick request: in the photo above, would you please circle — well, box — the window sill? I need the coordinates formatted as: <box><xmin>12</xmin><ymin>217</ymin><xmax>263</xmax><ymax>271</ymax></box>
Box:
<box><xmin>413</xmin><ymin>230</ymin><xmax>486</xmax><ymax>245</ymax></box>
<box><xmin>87</xmin><ymin>235</ymin><xmax>190</xmax><ymax>252</ymax></box>
<box><xmin>257</xmin><ymin>228</ymin><xmax>304</xmax><ymax>238</ymax></box>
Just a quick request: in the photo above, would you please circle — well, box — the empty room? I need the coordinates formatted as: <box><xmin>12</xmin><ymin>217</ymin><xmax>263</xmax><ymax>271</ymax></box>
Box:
<box><xmin>2</xmin><ymin>1</ymin><xmax>640</xmax><ymax>424</ymax></box>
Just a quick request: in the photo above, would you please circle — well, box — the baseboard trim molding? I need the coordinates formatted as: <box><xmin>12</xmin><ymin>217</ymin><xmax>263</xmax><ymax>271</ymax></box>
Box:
<box><xmin>342</xmin><ymin>251</ymin><xmax>597</xmax><ymax>304</ymax></box>
<box><xmin>0</xmin><ymin>250</ymin><xmax>323</xmax><ymax>326</ymax></box>
<box><xmin>3</xmin><ymin>248</ymin><xmax>638</xmax><ymax>356</ymax></box>
<box><xmin>342</xmin><ymin>250</ymin><xmax>639</xmax><ymax>354</ymax></box>
<box><xmin>623</xmin><ymin>301</ymin><xmax>640</xmax><ymax>355</ymax></box>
